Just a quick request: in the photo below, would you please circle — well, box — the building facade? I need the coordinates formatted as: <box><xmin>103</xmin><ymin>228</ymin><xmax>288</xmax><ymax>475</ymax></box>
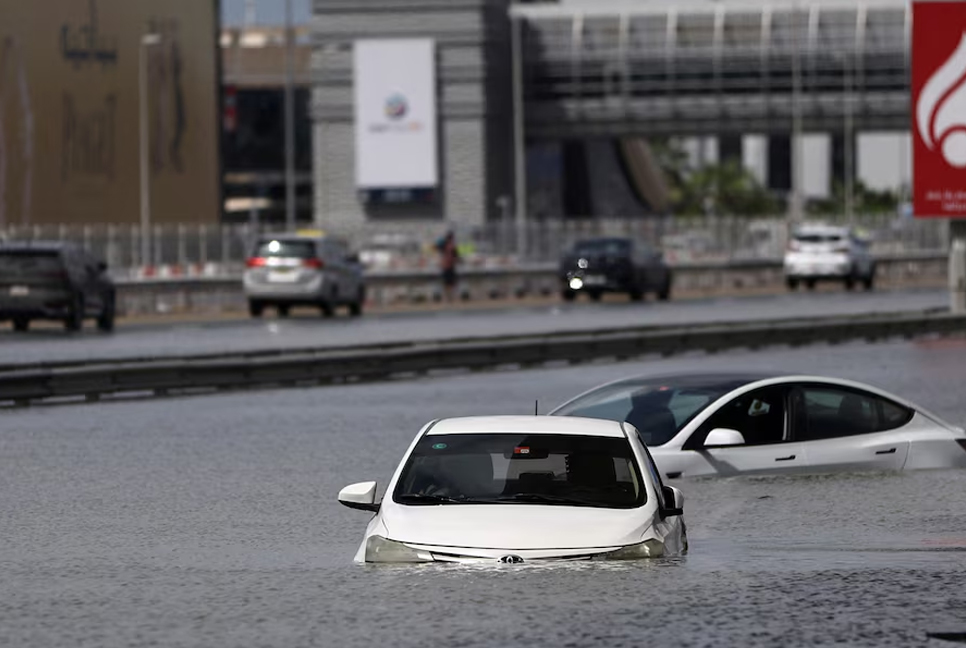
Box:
<box><xmin>311</xmin><ymin>0</ymin><xmax>514</xmax><ymax>230</ymax></box>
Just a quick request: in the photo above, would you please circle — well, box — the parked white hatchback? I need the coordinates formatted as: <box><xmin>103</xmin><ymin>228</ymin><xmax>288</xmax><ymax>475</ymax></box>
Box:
<box><xmin>551</xmin><ymin>372</ymin><xmax>966</xmax><ymax>480</ymax></box>
<box><xmin>338</xmin><ymin>416</ymin><xmax>688</xmax><ymax>564</ymax></box>
<box><xmin>784</xmin><ymin>223</ymin><xmax>875</xmax><ymax>291</ymax></box>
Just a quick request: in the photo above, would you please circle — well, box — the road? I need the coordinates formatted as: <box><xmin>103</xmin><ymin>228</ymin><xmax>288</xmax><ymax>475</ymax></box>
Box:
<box><xmin>2</xmin><ymin>336</ymin><xmax>965</xmax><ymax>647</ymax></box>
<box><xmin>0</xmin><ymin>287</ymin><xmax>948</xmax><ymax>366</ymax></box>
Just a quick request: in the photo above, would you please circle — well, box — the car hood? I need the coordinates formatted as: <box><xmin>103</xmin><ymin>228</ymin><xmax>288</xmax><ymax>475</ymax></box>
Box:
<box><xmin>380</xmin><ymin>503</ymin><xmax>655</xmax><ymax>550</ymax></box>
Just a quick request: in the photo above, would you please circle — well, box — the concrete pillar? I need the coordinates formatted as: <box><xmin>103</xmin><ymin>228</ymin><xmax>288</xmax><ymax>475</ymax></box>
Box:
<box><xmin>767</xmin><ymin>135</ymin><xmax>791</xmax><ymax>192</ymax></box>
<box><xmin>951</xmin><ymin>220</ymin><xmax>966</xmax><ymax>313</ymax></box>
<box><xmin>719</xmin><ymin>135</ymin><xmax>743</xmax><ymax>164</ymax></box>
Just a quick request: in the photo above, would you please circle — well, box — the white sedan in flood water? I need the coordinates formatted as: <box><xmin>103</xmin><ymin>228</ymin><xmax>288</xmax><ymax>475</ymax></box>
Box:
<box><xmin>550</xmin><ymin>373</ymin><xmax>966</xmax><ymax>480</ymax></box>
<box><xmin>338</xmin><ymin>416</ymin><xmax>688</xmax><ymax>564</ymax></box>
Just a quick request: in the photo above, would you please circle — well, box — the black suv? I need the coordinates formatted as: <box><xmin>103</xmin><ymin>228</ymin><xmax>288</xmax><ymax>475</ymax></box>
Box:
<box><xmin>0</xmin><ymin>242</ymin><xmax>116</xmax><ymax>332</ymax></box>
<box><xmin>559</xmin><ymin>237</ymin><xmax>672</xmax><ymax>302</ymax></box>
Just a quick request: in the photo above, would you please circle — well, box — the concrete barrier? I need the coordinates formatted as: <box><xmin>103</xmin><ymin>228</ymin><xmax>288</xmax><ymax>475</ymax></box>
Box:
<box><xmin>1</xmin><ymin>308</ymin><xmax>962</xmax><ymax>407</ymax></box>
<box><xmin>114</xmin><ymin>252</ymin><xmax>950</xmax><ymax>316</ymax></box>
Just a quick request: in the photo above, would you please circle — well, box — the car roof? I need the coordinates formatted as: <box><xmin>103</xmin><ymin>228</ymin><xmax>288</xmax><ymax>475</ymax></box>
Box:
<box><xmin>598</xmin><ymin>371</ymin><xmax>783</xmax><ymax>389</ymax></box>
<box><xmin>427</xmin><ymin>416</ymin><xmax>627</xmax><ymax>438</ymax></box>
<box><xmin>794</xmin><ymin>223</ymin><xmax>850</xmax><ymax>234</ymax></box>
<box><xmin>0</xmin><ymin>241</ymin><xmax>73</xmax><ymax>253</ymax></box>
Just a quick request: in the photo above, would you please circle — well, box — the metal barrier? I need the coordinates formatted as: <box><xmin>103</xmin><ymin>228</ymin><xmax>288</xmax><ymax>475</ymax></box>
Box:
<box><xmin>1</xmin><ymin>309</ymin><xmax>962</xmax><ymax>407</ymax></box>
<box><xmin>113</xmin><ymin>252</ymin><xmax>950</xmax><ymax>316</ymax></box>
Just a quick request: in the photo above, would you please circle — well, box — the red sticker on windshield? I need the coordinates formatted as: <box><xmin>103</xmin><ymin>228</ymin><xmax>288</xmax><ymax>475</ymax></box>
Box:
<box><xmin>513</xmin><ymin>447</ymin><xmax>531</xmax><ymax>455</ymax></box>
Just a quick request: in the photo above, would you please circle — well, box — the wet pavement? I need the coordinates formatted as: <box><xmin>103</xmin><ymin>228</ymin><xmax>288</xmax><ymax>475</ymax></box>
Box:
<box><xmin>2</xmin><ymin>336</ymin><xmax>966</xmax><ymax>647</ymax></box>
<box><xmin>0</xmin><ymin>287</ymin><xmax>947</xmax><ymax>367</ymax></box>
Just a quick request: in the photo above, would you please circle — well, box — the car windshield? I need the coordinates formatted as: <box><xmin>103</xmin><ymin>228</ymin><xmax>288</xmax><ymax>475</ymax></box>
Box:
<box><xmin>0</xmin><ymin>251</ymin><xmax>63</xmax><ymax>278</ymax></box>
<box><xmin>253</xmin><ymin>239</ymin><xmax>315</xmax><ymax>259</ymax></box>
<box><xmin>393</xmin><ymin>433</ymin><xmax>645</xmax><ymax>509</ymax></box>
<box><xmin>551</xmin><ymin>376</ymin><xmax>756</xmax><ymax>446</ymax></box>
<box><xmin>572</xmin><ymin>239</ymin><xmax>630</xmax><ymax>257</ymax></box>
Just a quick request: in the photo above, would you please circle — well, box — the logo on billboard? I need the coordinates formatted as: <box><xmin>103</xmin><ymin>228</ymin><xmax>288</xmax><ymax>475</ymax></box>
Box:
<box><xmin>384</xmin><ymin>93</ymin><xmax>408</xmax><ymax>121</ymax></box>
<box><xmin>917</xmin><ymin>32</ymin><xmax>966</xmax><ymax>168</ymax></box>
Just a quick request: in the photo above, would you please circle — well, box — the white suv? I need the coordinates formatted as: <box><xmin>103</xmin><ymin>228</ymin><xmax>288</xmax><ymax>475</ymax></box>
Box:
<box><xmin>783</xmin><ymin>224</ymin><xmax>875</xmax><ymax>291</ymax></box>
<box><xmin>243</xmin><ymin>233</ymin><xmax>366</xmax><ymax>318</ymax></box>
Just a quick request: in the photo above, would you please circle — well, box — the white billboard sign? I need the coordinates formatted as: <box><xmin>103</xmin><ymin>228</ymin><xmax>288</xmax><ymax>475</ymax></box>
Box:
<box><xmin>354</xmin><ymin>39</ymin><xmax>438</xmax><ymax>192</ymax></box>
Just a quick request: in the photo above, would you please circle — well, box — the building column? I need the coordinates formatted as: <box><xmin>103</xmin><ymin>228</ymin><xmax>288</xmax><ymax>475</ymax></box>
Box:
<box><xmin>719</xmin><ymin>135</ymin><xmax>743</xmax><ymax>164</ymax></box>
<box><xmin>767</xmin><ymin>135</ymin><xmax>791</xmax><ymax>192</ymax></box>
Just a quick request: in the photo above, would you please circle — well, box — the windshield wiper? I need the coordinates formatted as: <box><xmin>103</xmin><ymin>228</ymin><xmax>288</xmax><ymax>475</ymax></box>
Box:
<box><xmin>396</xmin><ymin>493</ymin><xmax>466</xmax><ymax>504</ymax></box>
<box><xmin>491</xmin><ymin>493</ymin><xmax>599</xmax><ymax>506</ymax></box>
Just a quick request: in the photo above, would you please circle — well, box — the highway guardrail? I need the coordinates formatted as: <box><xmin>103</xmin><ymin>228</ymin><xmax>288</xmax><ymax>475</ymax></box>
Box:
<box><xmin>0</xmin><ymin>308</ymin><xmax>960</xmax><ymax>407</ymax></box>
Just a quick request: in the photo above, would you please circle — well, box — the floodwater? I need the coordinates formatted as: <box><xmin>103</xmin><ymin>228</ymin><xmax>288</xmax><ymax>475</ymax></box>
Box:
<box><xmin>2</xmin><ymin>337</ymin><xmax>966</xmax><ymax>647</ymax></box>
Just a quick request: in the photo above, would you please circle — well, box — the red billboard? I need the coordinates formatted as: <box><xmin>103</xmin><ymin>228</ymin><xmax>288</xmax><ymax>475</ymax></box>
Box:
<box><xmin>913</xmin><ymin>1</ymin><xmax>966</xmax><ymax>218</ymax></box>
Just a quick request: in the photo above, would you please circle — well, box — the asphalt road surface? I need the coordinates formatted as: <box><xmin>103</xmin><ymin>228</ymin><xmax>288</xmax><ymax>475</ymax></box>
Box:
<box><xmin>0</xmin><ymin>287</ymin><xmax>948</xmax><ymax>367</ymax></box>
<box><xmin>2</xmin><ymin>336</ymin><xmax>965</xmax><ymax>647</ymax></box>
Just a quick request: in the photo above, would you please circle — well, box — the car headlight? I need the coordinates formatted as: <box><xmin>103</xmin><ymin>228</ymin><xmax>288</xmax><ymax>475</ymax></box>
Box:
<box><xmin>569</xmin><ymin>277</ymin><xmax>583</xmax><ymax>290</ymax></box>
<box><xmin>595</xmin><ymin>539</ymin><xmax>665</xmax><ymax>560</ymax></box>
<box><xmin>364</xmin><ymin>536</ymin><xmax>435</xmax><ymax>563</ymax></box>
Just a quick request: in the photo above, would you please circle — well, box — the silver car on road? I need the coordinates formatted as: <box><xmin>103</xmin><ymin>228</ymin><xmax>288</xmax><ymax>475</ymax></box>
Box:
<box><xmin>243</xmin><ymin>233</ymin><xmax>366</xmax><ymax>318</ymax></box>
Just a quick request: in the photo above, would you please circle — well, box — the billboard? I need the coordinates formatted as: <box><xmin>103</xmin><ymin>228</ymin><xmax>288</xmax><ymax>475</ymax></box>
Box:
<box><xmin>0</xmin><ymin>0</ymin><xmax>219</xmax><ymax>226</ymax></box>
<box><xmin>353</xmin><ymin>39</ymin><xmax>437</xmax><ymax>203</ymax></box>
<box><xmin>912</xmin><ymin>1</ymin><xmax>966</xmax><ymax>218</ymax></box>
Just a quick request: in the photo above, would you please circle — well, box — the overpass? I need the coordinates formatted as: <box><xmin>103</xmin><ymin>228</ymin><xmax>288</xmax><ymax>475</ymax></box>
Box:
<box><xmin>513</xmin><ymin>1</ymin><xmax>910</xmax><ymax>139</ymax></box>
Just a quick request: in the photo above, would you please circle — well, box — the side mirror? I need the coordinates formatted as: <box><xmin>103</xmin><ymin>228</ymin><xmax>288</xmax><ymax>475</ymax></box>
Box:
<box><xmin>345</xmin><ymin>253</ymin><xmax>360</xmax><ymax>265</ymax></box>
<box><xmin>661</xmin><ymin>485</ymin><xmax>684</xmax><ymax>518</ymax></box>
<box><xmin>704</xmin><ymin>428</ymin><xmax>746</xmax><ymax>448</ymax></box>
<box><xmin>338</xmin><ymin>481</ymin><xmax>380</xmax><ymax>512</ymax></box>
<box><xmin>97</xmin><ymin>261</ymin><xmax>108</xmax><ymax>273</ymax></box>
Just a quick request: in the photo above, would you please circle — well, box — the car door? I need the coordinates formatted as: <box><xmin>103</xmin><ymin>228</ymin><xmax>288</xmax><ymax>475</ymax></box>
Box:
<box><xmin>671</xmin><ymin>385</ymin><xmax>807</xmax><ymax>477</ymax></box>
<box><xmin>788</xmin><ymin>384</ymin><xmax>911</xmax><ymax>473</ymax></box>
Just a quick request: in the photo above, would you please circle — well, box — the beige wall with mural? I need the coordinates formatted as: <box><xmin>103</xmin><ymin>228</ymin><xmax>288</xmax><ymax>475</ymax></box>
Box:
<box><xmin>0</xmin><ymin>0</ymin><xmax>219</xmax><ymax>226</ymax></box>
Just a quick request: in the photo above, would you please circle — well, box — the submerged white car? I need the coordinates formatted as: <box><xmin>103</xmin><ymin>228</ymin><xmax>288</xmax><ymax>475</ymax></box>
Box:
<box><xmin>551</xmin><ymin>373</ymin><xmax>966</xmax><ymax>479</ymax></box>
<box><xmin>338</xmin><ymin>416</ymin><xmax>688</xmax><ymax>564</ymax></box>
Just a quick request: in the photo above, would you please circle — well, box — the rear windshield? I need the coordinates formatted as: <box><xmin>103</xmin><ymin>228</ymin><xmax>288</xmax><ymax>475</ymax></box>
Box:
<box><xmin>253</xmin><ymin>239</ymin><xmax>316</xmax><ymax>259</ymax></box>
<box><xmin>393</xmin><ymin>433</ymin><xmax>645</xmax><ymax>509</ymax></box>
<box><xmin>573</xmin><ymin>239</ymin><xmax>631</xmax><ymax>257</ymax></box>
<box><xmin>794</xmin><ymin>233</ymin><xmax>845</xmax><ymax>244</ymax></box>
<box><xmin>0</xmin><ymin>251</ymin><xmax>63</xmax><ymax>277</ymax></box>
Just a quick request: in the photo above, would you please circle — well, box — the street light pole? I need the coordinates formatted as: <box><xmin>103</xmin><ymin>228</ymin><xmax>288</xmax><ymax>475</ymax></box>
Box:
<box><xmin>283</xmin><ymin>0</ymin><xmax>296</xmax><ymax>230</ymax></box>
<box><xmin>139</xmin><ymin>33</ymin><xmax>162</xmax><ymax>268</ymax></box>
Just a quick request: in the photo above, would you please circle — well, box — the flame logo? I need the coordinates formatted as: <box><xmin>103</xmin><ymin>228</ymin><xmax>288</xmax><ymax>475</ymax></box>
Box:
<box><xmin>917</xmin><ymin>33</ymin><xmax>966</xmax><ymax>168</ymax></box>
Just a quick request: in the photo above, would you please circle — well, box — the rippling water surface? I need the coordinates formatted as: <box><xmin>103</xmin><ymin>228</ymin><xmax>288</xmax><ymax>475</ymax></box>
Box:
<box><xmin>2</xmin><ymin>338</ymin><xmax>966</xmax><ymax>647</ymax></box>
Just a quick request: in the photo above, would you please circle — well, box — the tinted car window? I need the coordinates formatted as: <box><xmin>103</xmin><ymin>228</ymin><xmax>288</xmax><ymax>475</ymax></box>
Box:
<box><xmin>253</xmin><ymin>239</ymin><xmax>316</xmax><ymax>259</ymax></box>
<box><xmin>393</xmin><ymin>433</ymin><xmax>645</xmax><ymax>509</ymax></box>
<box><xmin>0</xmin><ymin>251</ymin><xmax>64</xmax><ymax>279</ymax></box>
<box><xmin>794</xmin><ymin>234</ymin><xmax>844</xmax><ymax>244</ymax></box>
<box><xmin>690</xmin><ymin>386</ymin><xmax>787</xmax><ymax>447</ymax></box>
<box><xmin>791</xmin><ymin>386</ymin><xmax>914</xmax><ymax>441</ymax></box>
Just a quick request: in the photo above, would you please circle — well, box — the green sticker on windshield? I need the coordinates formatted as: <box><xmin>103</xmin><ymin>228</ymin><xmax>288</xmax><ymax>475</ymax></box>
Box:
<box><xmin>432</xmin><ymin>443</ymin><xmax>447</xmax><ymax>450</ymax></box>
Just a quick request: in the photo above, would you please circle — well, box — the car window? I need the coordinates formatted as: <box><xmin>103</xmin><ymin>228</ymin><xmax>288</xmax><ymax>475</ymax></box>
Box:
<box><xmin>790</xmin><ymin>386</ymin><xmax>914</xmax><ymax>441</ymax></box>
<box><xmin>690</xmin><ymin>386</ymin><xmax>787</xmax><ymax>447</ymax></box>
<box><xmin>253</xmin><ymin>239</ymin><xmax>315</xmax><ymax>259</ymax></box>
<box><xmin>393</xmin><ymin>433</ymin><xmax>646</xmax><ymax>509</ymax></box>
<box><xmin>573</xmin><ymin>240</ymin><xmax>630</xmax><ymax>257</ymax></box>
<box><xmin>0</xmin><ymin>251</ymin><xmax>64</xmax><ymax>278</ymax></box>
<box><xmin>553</xmin><ymin>379</ymin><xmax>743</xmax><ymax>447</ymax></box>
<box><xmin>794</xmin><ymin>233</ymin><xmax>845</xmax><ymax>244</ymax></box>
